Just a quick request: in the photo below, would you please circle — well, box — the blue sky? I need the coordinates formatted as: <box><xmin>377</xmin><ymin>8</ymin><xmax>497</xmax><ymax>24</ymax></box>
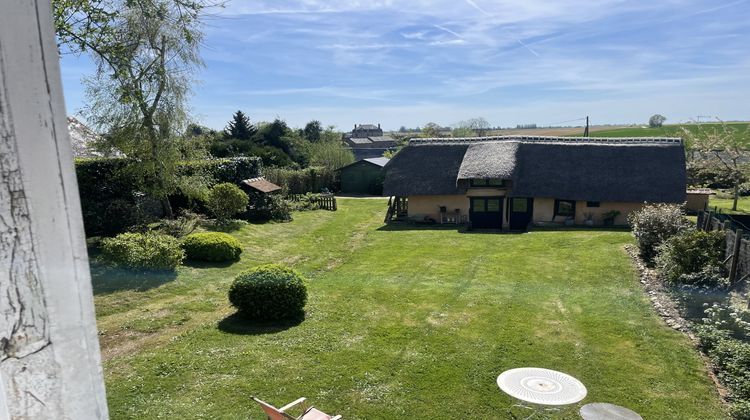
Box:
<box><xmin>59</xmin><ymin>0</ymin><xmax>750</xmax><ymax>131</ymax></box>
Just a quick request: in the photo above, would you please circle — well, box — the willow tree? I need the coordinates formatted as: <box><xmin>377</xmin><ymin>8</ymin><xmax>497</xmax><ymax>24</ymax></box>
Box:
<box><xmin>54</xmin><ymin>0</ymin><xmax>214</xmax><ymax>217</ymax></box>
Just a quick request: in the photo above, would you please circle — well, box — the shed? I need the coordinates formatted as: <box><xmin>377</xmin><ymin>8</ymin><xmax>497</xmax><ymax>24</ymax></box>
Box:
<box><xmin>686</xmin><ymin>188</ymin><xmax>713</xmax><ymax>213</ymax></box>
<box><xmin>240</xmin><ymin>177</ymin><xmax>282</xmax><ymax>194</ymax></box>
<box><xmin>337</xmin><ymin>157</ymin><xmax>389</xmax><ymax>195</ymax></box>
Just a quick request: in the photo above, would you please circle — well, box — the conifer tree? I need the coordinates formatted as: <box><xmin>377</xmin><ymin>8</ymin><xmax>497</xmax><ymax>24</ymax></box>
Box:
<box><xmin>225</xmin><ymin>110</ymin><xmax>256</xmax><ymax>140</ymax></box>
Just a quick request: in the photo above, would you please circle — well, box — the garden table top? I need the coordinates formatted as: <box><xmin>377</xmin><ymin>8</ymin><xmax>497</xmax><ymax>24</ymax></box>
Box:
<box><xmin>497</xmin><ymin>367</ymin><xmax>587</xmax><ymax>406</ymax></box>
<box><xmin>580</xmin><ymin>403</ymin><xmax>642</xmax><ymax>420</ymax></box>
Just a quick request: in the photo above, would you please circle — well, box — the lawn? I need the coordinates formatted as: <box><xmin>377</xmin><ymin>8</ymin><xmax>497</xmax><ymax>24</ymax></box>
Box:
<box><xmin>710</xmin><ymin>195</ymin><xmax>750</xmax><ymax>214</ymax></box>
<box><xmin>93</xmin><ymin>199</ymin><xmax>724</xmax><ymax>419</ymax></box>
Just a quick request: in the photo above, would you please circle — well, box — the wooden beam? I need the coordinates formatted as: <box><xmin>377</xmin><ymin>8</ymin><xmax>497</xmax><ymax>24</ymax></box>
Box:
<box><xmin>0</xmin><ymin>1</ymin><xmax>108</xmax><ymax>417</ymax></box>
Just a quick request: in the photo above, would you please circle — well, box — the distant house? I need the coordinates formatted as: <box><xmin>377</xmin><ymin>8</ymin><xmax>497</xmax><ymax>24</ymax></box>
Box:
<box><xmin>343</xmin><ymin>123</ymin><xmax>397</xmax><ymax>160</ymax></box>
<box><xmin>350</xmin><ymin>123</ymin><xmax>383</xmax><ymax>138</ymax></box>
<box><xmin>383</xmin><ymin>136</ymin><xmax>686</xmax><ymax>230</ymax></box>
<box><xmin>337</xmin><ymin>157</ymin><xmax>389</xmax><ymax>195</ymax></box>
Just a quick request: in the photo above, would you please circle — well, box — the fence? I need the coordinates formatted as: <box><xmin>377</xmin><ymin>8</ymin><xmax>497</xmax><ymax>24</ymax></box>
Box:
<box><xmin>286</xmin><ymin>193</ymin><xmax>337</xmax><ymax>211</ymax></box>
<box><xmin>697</xmin><ymin>209</ymin><xmax>750</xmax><ymax>284</ymax></box>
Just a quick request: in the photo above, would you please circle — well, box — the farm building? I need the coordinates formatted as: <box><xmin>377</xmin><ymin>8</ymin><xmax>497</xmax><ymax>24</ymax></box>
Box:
<box><xmin>383</xmin><ymin>136</ymin><xmax>686</xmax><ymax>230</ymax></box>
<box><xmin>337</xmin><ymin>157</ymin><xmax>389</xmax><ymax>195</ymax></box>
<box><xmin>343</xmin><ymin>123</ymin><xmax>397</xmax><ymax>160</ymax></box>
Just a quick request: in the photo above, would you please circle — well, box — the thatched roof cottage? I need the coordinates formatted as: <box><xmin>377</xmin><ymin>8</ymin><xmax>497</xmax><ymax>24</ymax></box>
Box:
<box><xmin>382</xmin><ymin>136</ymin><xmax>686</xmax><ymax>230</ymax></box>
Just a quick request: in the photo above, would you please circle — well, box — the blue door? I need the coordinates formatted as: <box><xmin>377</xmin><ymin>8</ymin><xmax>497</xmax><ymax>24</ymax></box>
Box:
<box><xmin>470</xmin><ymin>197</ymin><xmax>503</xmax><ymax>229</ymax></box>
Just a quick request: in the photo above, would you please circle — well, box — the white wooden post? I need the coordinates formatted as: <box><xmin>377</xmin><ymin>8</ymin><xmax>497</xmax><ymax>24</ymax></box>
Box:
<box><xmin>0</xmin><ymin>1</ymin><xmax>108</xmax><ymax>418</ymax></box>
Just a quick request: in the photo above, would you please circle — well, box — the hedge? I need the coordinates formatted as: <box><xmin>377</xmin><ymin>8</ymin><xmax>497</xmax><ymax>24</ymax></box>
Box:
<box><xmin>263</xmin><ymin>166</ymin><xmax>336</xmax><ymax>194</ymax></box>
<box><xmin>182</xmin><ymin>232</ymin><xmax>242</xmax><ymax>262</ymax></box>
<box><xmin>76</xmin><ymin>157</ymin><xmax>261</xmax><ymax>235</ymax></box>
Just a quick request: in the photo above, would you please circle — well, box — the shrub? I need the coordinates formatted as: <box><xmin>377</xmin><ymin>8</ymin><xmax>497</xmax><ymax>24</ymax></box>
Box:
<box><xmin>655</xmin><ymin>229</ymin><xmax>727</xmax><ymax>283</ymax></box>
<box><xmin>264</xmin><ymin>166</ymin><xmax>336</xmax><ymax>194</ymax></box>
<box><xmin>731</xmin><ymin>400</ymin><xmax>750</xmax><ymax>420</ymax></box>
<box><xmin>676</xmin><ymin>266</ymin><xmax>728</xmax><ymax>289</ymax></box>
<box><xmin>101</xmin><ymin>199</ymin><xmax>148</xmax><ymax>236</ymax></box>
<box><xmin>228</xmin><ymin>264</ymin><xmax>307</xmax><ymax>320</ymax></box>
<box><xmin>628</xmin><ymin>203</ymin><xmax>692</xmax><ymax>264</ymax></box>
<box><xmin>153</xmin><ymin>210</ymin><xmax>205</xmax><ymax>238</ymax></box>
<box><xmin>207</xmin><ymin>183</ymin><xmax>249</xmax><ymax>221</ymax></box>
<box><xmin>703</xmin><ymin>302</ymin><xmax>750</xmax><ymax>340</ymax></box>
<box><xmin>76</xmin><ymin>157</ymin><xmax>261</xmax><ymax>235</ymax></box>
<box><xmin>182</xmin><ymin>232</ymin><xmax>242</xmax><ymax>262</ymax></box>
<box><xmin>245</xmin><ymin>194</ymin><xmax>292</xmax><ymax>222</ymax></box>
<box><xmin>101</xmin><ymin>232</ymin><xmax>184</xmax><ymax>270</ymax></box>
<box><xmin>710</xmin><ymin>337</ymin><xmax>750</xmax><ymax>399</ymax></box>
<box><xmin>288</xmin><ymin>193</ymin><xmax>318</xmax><ymax>211</ymax></box>
<box><xmin>695</xmin><ymin>324</ymin><xmax>732</xmax><ymax>353</ymax></box>
<box><xmin>696</xmin><ymin>305</ymin><xmax>750</xmax><ymax>419</ymax></box>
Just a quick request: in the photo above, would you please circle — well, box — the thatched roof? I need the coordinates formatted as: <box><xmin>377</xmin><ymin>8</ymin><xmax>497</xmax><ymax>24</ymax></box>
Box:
<box><xmin>510</xmin><ymin>142</ymin><xmax>685</xmax><ymax>202</ymax></box>
<box><xmin>457</xmin><ymin>142</ymin><xmax>518</xmax><ymax>179</ymax></box>
<box><xmin>383</xmin><ymin>144</ymin><xmax>469</xmax><ymax>195</ymax></box>
<box><xmin>383</xmin><ymin>136</ymin><xmax>686</xmax><ymax>203</ymax></box>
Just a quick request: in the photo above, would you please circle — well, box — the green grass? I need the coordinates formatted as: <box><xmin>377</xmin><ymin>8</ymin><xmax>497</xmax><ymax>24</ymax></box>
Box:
<box><xmin>587</xmin><ymin>122</ymin><xmax>749</xmax><ymax>141</ymax></box>
<box><xmin>710</xmin><ymin>195</ymin><xmax>750</xmax><ymax>214</ymax></box>
<box><xmin>93</xmin><ymin>199</ymin><xmax>725</xmax><ymax>419</ymax></box>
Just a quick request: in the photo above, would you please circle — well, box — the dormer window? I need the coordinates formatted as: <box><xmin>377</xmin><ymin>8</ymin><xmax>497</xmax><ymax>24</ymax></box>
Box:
<box><xmin>471</xmin><ymin>178</ymin><xmax>506</xmax><ymax>187</ymax></box>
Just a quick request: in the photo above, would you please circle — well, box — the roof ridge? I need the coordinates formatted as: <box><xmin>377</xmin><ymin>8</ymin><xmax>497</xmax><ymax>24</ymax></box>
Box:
<box><xmin>408</xmin><ymin>135</ymin><xmax>683</xmax><ymax>146</ymax></box>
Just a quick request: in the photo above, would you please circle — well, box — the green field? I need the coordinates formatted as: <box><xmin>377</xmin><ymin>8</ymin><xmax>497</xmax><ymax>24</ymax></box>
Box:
<box><xmin>587</xmin><ymin>122</ymin><xmax>750</xmax><ymax>143</ymax></box>
<box><xmin>94</xmin><ymin>199</ymin><xmax>724</xmax><ymax>419</ymax></box>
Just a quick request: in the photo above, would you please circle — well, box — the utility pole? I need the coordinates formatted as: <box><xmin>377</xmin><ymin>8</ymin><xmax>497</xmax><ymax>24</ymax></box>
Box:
<box><xmin>583</xmin><ymin>116</ymin><xmax>589</xmax><ymax>137</ymax></box>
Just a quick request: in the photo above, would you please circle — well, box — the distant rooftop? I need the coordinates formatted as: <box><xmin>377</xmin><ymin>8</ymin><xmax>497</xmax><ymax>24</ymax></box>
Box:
<box><xmin>363</xmin><ymin>157</ymin><xmax>390</xmax><ymax>167</ymax></box>
<box><xmin>354</xmin><ymin>124</ymin><xmax>380</xmax><ymax>130</ymax></box>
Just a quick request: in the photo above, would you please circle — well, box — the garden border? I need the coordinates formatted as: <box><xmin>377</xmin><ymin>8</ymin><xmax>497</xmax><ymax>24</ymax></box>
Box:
<box><xmin>625</xmin><ymin>245</ymin><xmax>730</xmax><ymax>405</ymax></box>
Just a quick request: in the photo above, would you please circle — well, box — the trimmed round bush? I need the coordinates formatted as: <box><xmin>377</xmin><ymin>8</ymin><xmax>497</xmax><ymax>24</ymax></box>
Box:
<box><xmin>101</xmin><ymin>232</ymin><xmax>184</xmax><ymax>270</ymax></box>
<box><xmin>182</xmin><ymin>232</ymin><xmax>242</xmax><ymax>262</ymax></box>
<box><xmin>228</xmin><ymin>264</ymin><xmax>307</xmax><ymax>320</ymax></box>
<box><xmin>207</xmin><ymin>182</ymin><xmax>249</xmax><ymax>221</ymax></box>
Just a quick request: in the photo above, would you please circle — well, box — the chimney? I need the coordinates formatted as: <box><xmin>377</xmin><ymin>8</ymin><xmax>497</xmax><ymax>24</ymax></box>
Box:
<box><xmin>354</xmin><ymin>124</ymin><xmax>357</xmax><ymax>129</ymax></box>
<box><xmin>378</xmin><ymin>123</ymin><xmax>381</xmax><ymax>129</ymax></box>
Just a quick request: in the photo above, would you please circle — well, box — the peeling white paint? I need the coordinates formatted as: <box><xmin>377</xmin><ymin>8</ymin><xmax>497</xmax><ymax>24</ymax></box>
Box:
<box><xmin>0</xmin><ymin>1</ymin><xmax>108</xmax><ymax>418</ymax></box>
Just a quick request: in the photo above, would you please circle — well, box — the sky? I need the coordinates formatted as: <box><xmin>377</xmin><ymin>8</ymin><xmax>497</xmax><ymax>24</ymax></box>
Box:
<box><xmin>59</xmin><ymin>0</ymin><xmax>750</xmax><ymax>131</ymax></box>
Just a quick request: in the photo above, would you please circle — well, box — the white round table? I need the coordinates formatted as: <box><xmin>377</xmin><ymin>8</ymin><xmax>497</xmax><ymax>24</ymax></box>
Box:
<box><xmin>580</xmin><ymin>403</ymin><xmax>642</xmax><ymax>420</ymax></box>
<box><xmin>497</xmin><ymin>367</ymin><xmax>587</xmax><ymax>406</ymax></box>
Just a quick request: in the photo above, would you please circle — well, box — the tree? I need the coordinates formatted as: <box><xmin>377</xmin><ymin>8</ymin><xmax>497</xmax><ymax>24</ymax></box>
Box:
<box><xmin>649</xmin><ymin>114</ymin><xmax>667</xmax><ymax>128</ymax></box>
<box><xmin>683</xmin><ymin>121</ymin><xmax>750</xmax><ymax>211</ymax></box>
<box><xmin>421</xmin><ymin>122</ymin><xmax>441</xmax><ymax>138</ymax></box>
<box><xmin>225</xmin><ymin>110</ymin><xmax>255</xmax><ymax>140</ymax></box>
<box><xmin>256</xmin><ymin>119</ymin><xmax>290</xmax><ymax>149</ymax></box>
<box><xmin>53</xmin><ymin>0</ymin><xmax>215</xmax><ymax>218</ymax></box>
<box><xmin>303</xmin><ymin>120</ymin><xmax>322</xmax><ymax>142</ymax></box>
<box><xmin>306</xmin><ymin>141</ymin><xmax>355</xmax><ymax>171</ymax></box>
<box><xmin>457</xmin><ymin>117</ymin><xmax>491</xmax><ymax>136</ymax></box>
<box><xmin>452</xmin><ymin>126</ymin><xmax>475</xmax><ymax>137</ymax></box>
